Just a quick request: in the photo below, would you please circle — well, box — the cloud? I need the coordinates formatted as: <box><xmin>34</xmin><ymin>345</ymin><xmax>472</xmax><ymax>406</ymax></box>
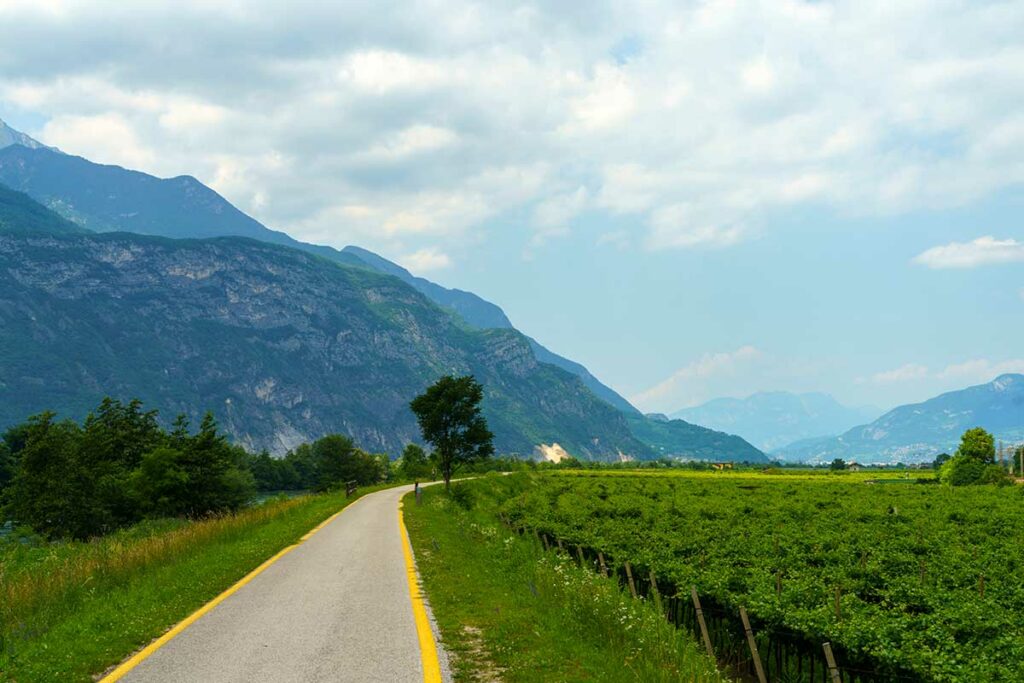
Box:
<box><xmin>861</xmin><ymin>357</ymin><xmax>1024</xmax><ymax>390</ymax></box>
<box><xmin>399</xmin><ymin>247</ymin><xmax>451</xmax><ymax>273</ymax></box>
<box><xmin>2</xmin><ymin>1</ymin><xmax>1024</xmax><ymax>257</ymax></box>
<box><xmin>631</xmin><ymin>346</ymin><xmax>762</xmax><ymax>411</ymax></box>
<box><xmin>867</xmin><ymin>364</ymin><xmax>930</xmax><ymax>385</ymax></box>
<box><xmin>936</xmin><ymin>358</ymin><xmax>1024</xmax><ymax>383</ymax></box>
<box><xmin>913</xmin><ymin>237</ymin><xmax>1024</xmax><ymax>269</ymax></box>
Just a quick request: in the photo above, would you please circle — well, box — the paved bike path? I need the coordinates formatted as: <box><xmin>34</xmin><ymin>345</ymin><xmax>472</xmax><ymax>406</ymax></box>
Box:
<box><xmin>117</xmin><ymin>485</ymin><xmax>445</xmax><ymax>682</ymax></box>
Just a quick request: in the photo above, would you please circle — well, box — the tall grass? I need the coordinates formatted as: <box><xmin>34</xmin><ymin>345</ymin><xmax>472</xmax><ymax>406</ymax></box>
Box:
<box><xmin>0</xmin><ymin>496</ymin><xmax>306</xmax><ymax>637</ymax></box>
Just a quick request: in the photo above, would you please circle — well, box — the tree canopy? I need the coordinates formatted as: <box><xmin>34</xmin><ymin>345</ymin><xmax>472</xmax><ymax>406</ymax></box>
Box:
<box><xmin>955</xmin><ymin>427</ymin><xmax>996</xmax><ymax>463</ymax></box>
<box><xmin>409</xmin><ymin>375</ymin><xmax>494</xmax><ymax>489</ymax></box>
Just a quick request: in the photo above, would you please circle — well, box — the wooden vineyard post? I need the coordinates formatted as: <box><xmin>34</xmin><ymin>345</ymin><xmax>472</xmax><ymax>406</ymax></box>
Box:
<box><xmin>598</xmin><ymin>551</ymin><xmax>609</xmax><ymax>578</ymax></box>
<box><xmin>823</xmin><ymin>642</ymin><xmax>842</xmax><ymax>683</ymax></box>
<box><xmin>541</xmin><ymin>534</ymin><xmax>550</xmax><ymax>551</ymax></box>
<box><xmin>624</xmin><ymin>562</ymin><xmax>638</xmax><ymax>598</ymax></box>
<box><xmin>648</xmin><ymin>569</ymin><xmax>663</xmax><ymax>616</ymax></box>
<box><xmin>557</xmin><ymin>537</ymin><xmax>565</xmax><ymax>553</ymax></box>
<box><xmin>691</xmin><ymin>587</ymin><xmax>715</xmax><ymax>658</ymax></box>
<box><xmin>739</xmin><ymin>607</ymin><xmax>767</xmax><ymax>683</ymax></box>
<box><xmin>576</xmin><ymin>545</ymin><xmax>586</xmax><ymax>566</ymax></box>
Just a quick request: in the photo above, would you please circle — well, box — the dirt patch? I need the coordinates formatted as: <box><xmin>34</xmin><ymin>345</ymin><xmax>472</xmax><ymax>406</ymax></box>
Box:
<box><xmin>457</xmin><ymin>625</ymin><xmax>505</xmax><ymax>682</ymax></box>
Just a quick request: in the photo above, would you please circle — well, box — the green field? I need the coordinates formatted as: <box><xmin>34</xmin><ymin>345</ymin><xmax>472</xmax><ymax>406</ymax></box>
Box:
<box><xmin>404</xmin><ymin>476</ymin><xmax>726</xmax><ymax>682</ymax></box>
<box><xmin>489</xmin><ymin>470</ymin><xmax>1023</xmax><ymax>682</ymax></box>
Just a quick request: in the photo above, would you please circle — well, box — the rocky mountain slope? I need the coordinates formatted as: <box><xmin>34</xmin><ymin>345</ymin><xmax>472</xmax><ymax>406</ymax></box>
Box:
<box><xmin>342</xmin><ymin>246</ymin><xmax>639</xmax><ymax>414</ymax></box>
<box><xmin>0</xmin><ymin>136</ymin><xmax>638</xmax><ymax>416</ymax></box>
<box><xmin>672</xmin><ymin>391</ymin><xmax>880</xmax><ymax>451</ymax></box>
<box><xmin>775</xmin><ymin>375</ymin><xmax>1024</xmax><ymax>463</ymax></box>
<box><xmin>0</xmin><ymin>212</ymin><xmax>652</xmax><ymax>458</ymax></box>
<box><xmin>0</xmin><ymin>119</ymin><xmax>50</xmax><ymax>151</ymax></box>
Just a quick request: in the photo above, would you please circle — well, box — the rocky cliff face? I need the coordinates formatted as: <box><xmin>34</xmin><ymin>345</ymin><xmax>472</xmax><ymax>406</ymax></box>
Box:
<box><xmin>0</xmin><ymin>229</ymin><xmax>651</xmax><ymax>458</ymax></box>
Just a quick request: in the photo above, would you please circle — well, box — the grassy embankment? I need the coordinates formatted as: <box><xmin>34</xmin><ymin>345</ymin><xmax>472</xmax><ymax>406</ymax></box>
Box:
<box><xmin>404</xmin><ymin>474</ymin><xmax>727</xmax><ymax>682</ymax></box>
<box><xmin>0</xmin><ymin>484</ymin><xmax>394</xmax><ymax>682</ymax></box>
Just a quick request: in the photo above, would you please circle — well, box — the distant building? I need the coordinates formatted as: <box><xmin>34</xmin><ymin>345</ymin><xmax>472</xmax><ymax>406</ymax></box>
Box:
<box><xmin>711</xmin><ymin>462</ymin><xmax>734</xmax><ymax>471</ymax></box>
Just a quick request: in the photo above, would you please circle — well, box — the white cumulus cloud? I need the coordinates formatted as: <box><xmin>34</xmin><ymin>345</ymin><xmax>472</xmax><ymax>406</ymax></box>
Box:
<box><xmin>631</xmin><ymin>346</ymin><xmax>762</xmax><ymax>412</ymax></box>
<box><xmin>399</xmin><ymin>247</ymin><xmax>451</xmax><ymax>273</ymax></box>
<box><xmin>913</xmin><ymin>237</ymin><xmax>1024</xmax><ymax>269</ymax></box>
<box><xmin>2</xmin><ymin>0</ymin><xmax>1023</xmax><ymax>259</ymax></box>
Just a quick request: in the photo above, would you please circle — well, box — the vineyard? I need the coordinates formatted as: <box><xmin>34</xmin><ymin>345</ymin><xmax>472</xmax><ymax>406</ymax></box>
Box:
<box><xmin>492</xmin><ymin>471</ymin><xmax>1024</xmax><ymax>682</ymax></box>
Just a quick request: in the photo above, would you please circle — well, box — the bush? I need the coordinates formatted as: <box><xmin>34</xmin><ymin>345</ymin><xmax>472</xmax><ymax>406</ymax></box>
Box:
<box><xmin>978</xmin><ymin>464</ymin><xmax>1011</xmax><ymax>487</ymax></box>
<box><xmin>939</xmin><ymin>456</ymin><xmax>1009</xmax><ymax>486</ymax></box>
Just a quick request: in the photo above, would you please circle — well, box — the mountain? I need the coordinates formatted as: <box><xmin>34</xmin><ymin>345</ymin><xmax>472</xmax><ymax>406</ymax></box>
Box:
<box><xmin>0</xmin><ymin>122</ymin><xmax>762</xmax><ymax>462</ymax></box>
<box><xmin>628</xmin><ymin>413</ymin><xmax>767</xmax><ymax>462</ymax></box>
<box><xmin>775</xmin><ymin>375</ymin><xmax>1024</xmax><ymax>464</ymax></box>
<box><xmin>0</xmin><ymin>184</ymin><xmax>87</xmax><ymax>235</ymax></box>
<box><xmin>0</xmin><ymin>119</ymin><xmax>51</xmax><ymax>151</ymax></box>
<box><xmin>342</xmin><ymin>246</ymin><xmax>641</xmax><ymax>414</ymax></box>
<box><xmin>672</xmin><ymin>391</ymin><xmax>881</xmax><ymax>452</ymax></box>
<box><xmin>0</xmin><ymin>140</ymin><xmax>638</xmax><ymax>416</ymax></box>
<box><xmin>0</xmin><ymin>143</ymin><xmax>366</xmax><ymax>268</ymax></box>
<box><xmin>0</xmin><ymin>198</ymin><xmax>652</xmax><ymax>459</ymax></box>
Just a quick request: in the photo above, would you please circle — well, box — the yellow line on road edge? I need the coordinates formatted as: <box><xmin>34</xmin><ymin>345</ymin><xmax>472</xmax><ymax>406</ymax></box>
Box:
<box><xmin>399</xmin><ymin>499</ymin><xmax>444</xmax><ymax>683</ymax></box>
<box><xmin>99</xmin><ymin>494</ymin><xmax>371</xmax><ymax>682</ymax></box>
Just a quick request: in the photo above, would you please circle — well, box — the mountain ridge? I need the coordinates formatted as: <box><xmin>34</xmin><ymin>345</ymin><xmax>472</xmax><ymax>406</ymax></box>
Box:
<box><xmin>672</xmin><ymin>391</ymin><xmax>881</xmax><ymax>451</ymax></box>
<box><xmin>774</xmin><ymin>375</ymin><xmax>1024</xmax><ymax>463</ymax></box>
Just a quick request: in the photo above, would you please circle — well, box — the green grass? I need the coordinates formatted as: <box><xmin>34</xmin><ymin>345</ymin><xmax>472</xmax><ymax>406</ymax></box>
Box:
<box><xmin>0</xmin><ymin>484</ymin><xmax>394</xmax><ymax>682</ymax></box>
<box><xmin>403</xmin><ymin>474</ymin><xmax>727</xmax><ymax>682</ymax></box>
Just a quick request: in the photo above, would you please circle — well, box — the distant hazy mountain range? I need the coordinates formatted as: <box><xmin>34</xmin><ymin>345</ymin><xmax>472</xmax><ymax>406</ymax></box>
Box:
<box><xmin>0</xmin><ymin>121</ymin><xmax>765</xmax><ymax>462</ymax></box>
<box><xmin>672</xmin><ymin>392</ymin><xmax>881</xmax><ymax>452</ymax></box>
<box><xmin>775</xmin><ymin>375</ymin><xmax>1024</xmax><ymax>464</ymax></box>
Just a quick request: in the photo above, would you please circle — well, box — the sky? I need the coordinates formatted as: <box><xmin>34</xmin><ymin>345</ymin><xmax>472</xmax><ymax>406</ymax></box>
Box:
<box><xmin>1</xmin><ymin>0</ymin><xmax>1022</xmax><ymax>414</ymax></box>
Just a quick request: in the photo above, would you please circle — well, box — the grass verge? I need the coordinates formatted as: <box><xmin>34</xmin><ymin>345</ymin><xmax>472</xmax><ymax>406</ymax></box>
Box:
<box><xmin>404</xmin><ymin>474</ymin><xmax>727</xmax><ymax>682</ymax></box>
<box><xmin>0</xmin><ymin>484</ymin><xmax>394</xmax><ymax>682</ymax></box>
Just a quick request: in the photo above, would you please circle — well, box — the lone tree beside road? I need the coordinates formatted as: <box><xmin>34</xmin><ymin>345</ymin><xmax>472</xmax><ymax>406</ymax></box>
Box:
<box><xmin>410</xmin><ymin>375</ymin><xmax>494</xmax><ymax>490</ymax></box>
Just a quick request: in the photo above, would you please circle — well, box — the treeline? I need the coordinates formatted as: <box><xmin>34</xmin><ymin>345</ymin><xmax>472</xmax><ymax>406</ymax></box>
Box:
<box><xmin>0</xmin><ymin>399</ymin><xmax>392</xmax><ymax>540</ymax></box>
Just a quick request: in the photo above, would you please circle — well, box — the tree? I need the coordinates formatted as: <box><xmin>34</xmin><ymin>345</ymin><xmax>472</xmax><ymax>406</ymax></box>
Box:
<box><xmin>0</xmin><ymin>440</ymin><xmax>13</xmax><ymax>499</ymax></box>
<box><xmin>830</xmin><ymin>458</ymin><xmax>847</xmax><ymax>471</ymax></box>
<box><xmin>5</xmin><ymin>413</ymin><xmax>92</xmax><ymax>539</ymax></box>
<box><xmin>932</xmin><ymin>453</ymin><xmax>951</xmax><ymax>470</ymax></box>
<box><xmin>311</xmin><ymin>434</ymin><xmax>358</xmax><ymax>491</ymax></box>
<box><xmin>941</xmin><ymin>428</ymin><xmax>1007</xmax><ymax>486</ymax></box>
<box><xmin>955</xmin><ymin>427</ymin><xmax>995</xmax><ymax>464</ymax></box>
<box><xmin>399</xmin><ymin>444</ymin><xmax>432</xmax><ymax>480</ymax></box>
<box><xmin>79</xmin><ymin>398</ymin><xmax>164</xmax><ymax>530</ymax></box>
<box><xmin>129</xmin><ymin>447</ymin><xmax>190</xmax><ymax>517</ymax></box>
<box><xmin>171</xmin><ymin>413</ymin><xmax>255</xmax><ymax>515</ymax></box>
<box><xmin>409</xmin><ymin>375</ymin><xmax>494</xmax><ymax>490</ymax></box>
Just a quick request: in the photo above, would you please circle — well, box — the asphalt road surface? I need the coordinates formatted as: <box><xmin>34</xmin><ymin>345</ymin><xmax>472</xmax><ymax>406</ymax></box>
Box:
<box><xmin>119</xmin><ymin>484</ymin><xmax>447</xmax><ymax>682</ymax></box>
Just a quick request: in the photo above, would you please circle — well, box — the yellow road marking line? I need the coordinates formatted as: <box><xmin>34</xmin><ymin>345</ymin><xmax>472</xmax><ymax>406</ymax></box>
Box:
<box><xmin>99</xmin><ymin>493</ymin><xmax>373</xmax><ymax>682</ymax></box>
<box><xmin>399</xmin><ymin>498</ymin><xmax>444</xmax><ymax>683</ymax></box>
